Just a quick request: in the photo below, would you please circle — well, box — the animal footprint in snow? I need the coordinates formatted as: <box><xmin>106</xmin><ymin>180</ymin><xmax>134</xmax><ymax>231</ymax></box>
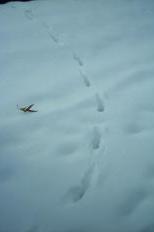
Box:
<box><xmin>48</xmin><ymin>31</ymin><xmax>59</xmax><ymax>43</ymax></box>
<box><xmin>91</xmin><ymin>126</ymin><xmax>101</xmax><ymax>150</ymax></box>
<box><xmin>95</xmin><ymin>93</ymin><xmax>104</xmax><ymax>112</ymax></box>
<box><xmin>79</xmin><ymin>70</ymin><xmax>91</xmax><ymax>87</ymax></box>
<box><xmin>25</xmin><ymin>9</ymin><xmax>34</xmax><ymax>20</ymax></box>
<box><xmin>64</xmin><ymin>165</ymin><xmax>93</xmax><ymax>203</ymax></box>
<box><xmin>65</xmin><ymin>185</ymin><xmax>85</xmax><ymax>203</ymax></box>
<box><xmin>42</xmin><ymin>23</ymin><xmax>59</xmax><ymax>44</ymax></box>
<box><xmin>73</xmin><ymin>52</ymin><xmax>83</xmax><ymax>66</ymax></box>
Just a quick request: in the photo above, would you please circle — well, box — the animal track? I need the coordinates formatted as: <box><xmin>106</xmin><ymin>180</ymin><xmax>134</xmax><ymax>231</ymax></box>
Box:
<box><xmin>73</xmin><ymin>52</ymin><xmax>83</xmax><ymax>66</ymax></box>
<box><xmin>42</xmin><ymin>22</ymin><xmax>59</xmax><ymax>44</ymax></box>
<box><xmin>64</xmin><ymin>165</ymin><xmax>94</xmax><ymax>203</ymax></box>
<box><xmin>40</xmin><ymin>18</ymin><xmax>106</xmax><ymax>206</ymax></box>
<box><xmin>91</xmin><ymin>126</ymin><xmax>101</xmax><ymax>150</ymax></box>
<box><xmin>65</xmin><ymin>185</ymin><xmax>85</xmax><ymax>203</ymax></box>
<box><xmin>24</xmin><ymin>9</ymin><xmax>34</xmax><ymax>20</ymax></box>
<box><xmin>79</xmin><ymin>70</ymin><xmax>91</xmax><ymax>87</ymax></box>
<box><xmin>95</xmin><ymin>93</ymin><xmax>104</xmax><ymax>112</ymax></box>
<box><xmin>48</xmin><ymin>31</ymin><xmax>59</xmax><ymax>43</ymax></box>
<box><xmin>64</xmin><ymin>126</ymin><xmax>103</xmax><ymax>204</ymax></box>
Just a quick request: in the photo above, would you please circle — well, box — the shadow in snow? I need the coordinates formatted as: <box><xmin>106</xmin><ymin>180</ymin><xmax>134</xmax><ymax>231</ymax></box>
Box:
<box><xmin>113</xmin><ymin>69</ymin><xmax>154</xmax><ymax>93</ymax></box>
<box><xmin>139</xmin><ymin>224</ymin><xmax>154</xmax><ymax>232</ymax></box>
<box><xmin>25</xmin><ymin>225</ymin><xmax>39</xmax><ymax>232</ymax></box>
<box><xmin>124</xmin><ymin>121</ymin><xmax>143</xmax><ymax>135</ymax></box>
<box><xmin>118</xmin><ymin>187</ymin><xmax>147</xmax><ymax>216</ymax></box>
<box><xmin>0</xmin><ymin>167</ymin><xmax>14</xmax><ymax>182</ymax></box>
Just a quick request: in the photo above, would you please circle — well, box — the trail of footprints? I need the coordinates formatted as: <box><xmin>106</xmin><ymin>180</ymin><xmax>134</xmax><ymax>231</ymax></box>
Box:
<box><xmin>38</xmin><ymin>20</ymin><xmax>104</xmax><ymax>114</ymax></box>
<box><xmin>65</xmin><ymin>44</ymin><xmax>105</xmax><ymax>203</ymax></box>
<box><xmin>40</xmin><ymin>19</ymin><xmax>105</xmax><ymax>203</ymax></box>
<box><xmin>23</xmin><ymin>10</ymin><xmax>105</xmax><ymax>204</ymax></box>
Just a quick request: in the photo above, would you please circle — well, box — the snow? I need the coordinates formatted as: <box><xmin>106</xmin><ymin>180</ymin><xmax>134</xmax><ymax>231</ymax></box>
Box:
<box><xmin>0</xmin><ymin>0</ymin><xmax>154</xmax><ymax>231</ymax></box>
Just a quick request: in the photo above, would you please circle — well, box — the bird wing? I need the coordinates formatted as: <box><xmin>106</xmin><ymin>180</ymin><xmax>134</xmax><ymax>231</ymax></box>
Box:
<box><xmin>26</xmin><ymin>104</ymin><xmax>34</xmax><ymax>111</ymax></box>
<box><xmin>28</xmin><ymin>109</ymin><xmax>38</xmax><ymax>112</ymax></box>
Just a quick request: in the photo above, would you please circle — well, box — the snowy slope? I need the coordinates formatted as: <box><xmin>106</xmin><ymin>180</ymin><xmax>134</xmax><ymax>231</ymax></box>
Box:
<box><xmin>0</xmin><ymin>0</ymin><xmax>154</xmax><ymax>231</ymax></box>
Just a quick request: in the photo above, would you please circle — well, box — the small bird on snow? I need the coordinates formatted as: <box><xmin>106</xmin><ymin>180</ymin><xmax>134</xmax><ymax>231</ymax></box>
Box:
<box><xmin>17</xmin><ymin>104</ymin><xmax>38</xmax><ymax>112</ymax></box>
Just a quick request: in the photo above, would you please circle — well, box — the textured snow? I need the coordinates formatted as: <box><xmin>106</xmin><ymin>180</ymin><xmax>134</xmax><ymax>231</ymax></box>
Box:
<box><xmin>0</xmin><ymin>0</ymin><xmax>154</xmax><ymax>232</ymax></box>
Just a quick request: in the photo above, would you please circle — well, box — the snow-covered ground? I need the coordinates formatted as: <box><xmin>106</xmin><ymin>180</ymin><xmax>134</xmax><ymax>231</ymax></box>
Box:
<box><xmin>0</xmin><ymin>0</ymin><xmax>154</xmax><ymax>231</ymax></box>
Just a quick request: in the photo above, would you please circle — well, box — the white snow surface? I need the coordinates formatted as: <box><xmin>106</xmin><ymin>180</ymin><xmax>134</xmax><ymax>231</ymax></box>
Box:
<box><xmin>0</xmin><ymin>0</ymin><xmax>154</xmax><ymax>231</ymax></box>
